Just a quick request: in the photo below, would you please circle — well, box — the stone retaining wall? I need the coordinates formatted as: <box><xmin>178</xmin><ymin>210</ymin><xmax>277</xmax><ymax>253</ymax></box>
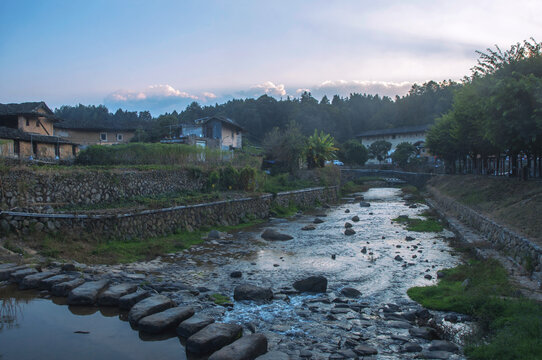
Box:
<box><xmin>0</xmin><ymin>168</ymin><xmax>205</xmax><ymax>209</ymax></box>
<box><xmin>0</xmin><ymin>187</ymin><xmax>338</xmax><ymax>241</ymax></box>
<box><xmin>428</xmin><ymin>186</ymin><xmax>542</xmax><ymax>272</ymax></box>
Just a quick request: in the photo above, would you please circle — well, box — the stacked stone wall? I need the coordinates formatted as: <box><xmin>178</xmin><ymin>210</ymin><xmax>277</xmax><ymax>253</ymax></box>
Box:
<box><xmin>0</xmin><ymin>187</ymin><xmax>338</xmax><ymax>241</ymax></box>
<box><xmin>428</xmin><ymin>186</ymin><xmax>542</xmax><ymax>272</ymax></box>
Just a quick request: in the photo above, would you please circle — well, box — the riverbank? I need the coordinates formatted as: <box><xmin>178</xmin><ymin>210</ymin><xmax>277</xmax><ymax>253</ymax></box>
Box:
<box><xmin>427</xmin><ymin>175</ymin><xmax>542</xmax><ymax>244</ymax></box>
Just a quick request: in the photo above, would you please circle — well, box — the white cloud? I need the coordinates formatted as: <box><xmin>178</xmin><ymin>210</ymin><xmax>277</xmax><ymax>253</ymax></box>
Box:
<box><xmin>250</xmin><ymin>81</ymin><xmax>286</xmax><ymax>97</ymax></box>
<box><xmin>108</xmin><ymin>84</ymin><xmax>199</xmax><ymax>102</ymax></box>
<box><xmin>312</xmin><ymin>80</ymin><xmax>413</xmax><ymax>98</ymax></box>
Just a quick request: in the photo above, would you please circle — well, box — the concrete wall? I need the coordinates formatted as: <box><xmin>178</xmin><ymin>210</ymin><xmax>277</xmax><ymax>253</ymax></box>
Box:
<box><xmin>428</xmin><ymin>186</ymin><xmax>542</xmax><ymax>273</ymax></box>
<box><xmin>0</xmin><ymin>186</ymin><xmax>338</xmax><ymax>241</ymax></box>
<box><xmin>221</xmin><ymin>124</ymin><xmax>242</xmax><ymax>149</ymax></box>
<box><xmin>361</xmin><ymin>131</ymin><xmax>427</xmax><ymax>164</ymax></box>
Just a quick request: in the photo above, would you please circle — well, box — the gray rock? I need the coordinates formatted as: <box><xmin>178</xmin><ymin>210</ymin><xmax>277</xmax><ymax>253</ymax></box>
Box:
<box><xmin>301</xmin><ymin>225</ymin><xmax>316</xmax><ymax>231</ymax></box>
<box><xmin>138</xmin><ymin>306</ymin><xmax>194</xmax><ymax>333</ymax></box>
<box><xmin>429</xmin><ymin>340</ymin><xmax>458</xmax><ymax>353</ymax></box>
<box><xmin>403</xmin><ymin>342</ymin><xmax>422</xmax><ymax>352</ymax></box>
<box><xmin>388</xmin><ymin>320</ymin><xmax>412</xmax><ymax>329</ymax></box>
<box><xmin>51</xmin><ymin>277</ymin><xmax>85</xmax><ymax>297</ymax></box>
<box><xmin>359</xmin><ymin>201</ymin><xmax>371</xmax><ymax>207</ymax></box>
<box><xmin>444</xmin><ymin>314</ymin><xmax>458</xmax><ymax>323</ymax></box>
<box><xmin>344</xmin><ymin>228</ymin><xmax>356</xmax><ymax>236</ymax></box>
<box><xmin>0</xmin><ymin>265</ymin><xmax>27</xmax><ymax>281</ymax></box>
<box><xmin>234</xmin><ymin>284</ymin><xmax>273</xmax><ymax>302</ymax></box>
<box><xmin>256</xmin><ymin>351</ymin><xmax>289</xmax><ymax>360</ymax></box>
<box><xmin>394</xmin><ymin>255</ymin><xmax>403</xmax><ymax>261</ymax></box>
<box><xmin>405</xmin><ymin>236</ymin><xmax>415</xmax><ymax>241</ymax></box>
<box><xmin>230</xmin><ymin>271</ymin><xmax>243</xmax><ymax>278</ymax></box>
<box><xmin>38</xmin><ymin>274</ymin><xmax>77</xmax><ymax>290</ymax></box>
<box><xmin>208</xmin><ymin>230</ymin><xmax>221</xmax><ymax>239</ymax></box>
<box><xmin>353</xmin><ymin>344</ymin><xmax>378</xmax><ymax>356</ymax></box>
<box><xmin>418</xmin><ymin>350</ymin><xmax>453</xmax><ymax>359</ymax></box>
<box><xmin>409</xmin><ymin>327</ymin><xmax>439</xmax><ymax>340</ymax></box>
<box><xmin>351</xmin><ymin>216</ymin><xmax>360</xmax><ymax>222</ymax></box>
<box><xmin>119</xmin><ymin>290</ymin><xmax>151</xmax><ymax>310</ymax></box>
<box><xmin>345</xmin><ymin>209</ymin><xmax>350</xmax><ymax>213</ymax></box>
<box><xmin>186</xmin><ymin>323</ymin><xmax>243</xmax><ymax>355</ymax></box>
<box><xmin>293</xmin><ymin>276</ymin><xmax>327</xmax><ymax>293</ymax></box>
<box><xmin>19</xmin><ymin>270</ymin><xmax>59</xmax><ymax>290</ymax></box>
<box><xmin>97</xmin><ymin>283</ymin><xmax>138</xmax><ymax>306</ymax></box>
<box><xmin>344</xmin><ymin>222</ymin><xmax>353</xmax><ymax>228</ymax></box>
<box><xmin>340</xmin><ymin>287</ymin><xmax>361</xmax><ymax>298</ymax></box>
<box><xmin>177</xmin><ymin>315</ymin><xmax>215</xmax><ymax>338</ymax></box>
<box><xmin>9</xmin><ymin>268</ymin><xmax>38</xmax><ymax>283</ymax></box>
<box><xmin>361</xmin><ymin>246</ymin><xmax>367</xmax><ymax>254</ymax></box>
<box><xmin>67</xmin><ymin>279</ymin><xmax>110</xmax><ymax>305</ymax></box>
<box><xmin>424</xmin><ymin>274</ymin><xmax>433</xmax><ymax>280</ymax></box>
<box><xmin>261</xmin><ymin>229</ymin><xmax>293</xmax><ymax>241</ymax></box>
<box><xmin>209</xmin><ymin>333</ymin><xmax>268</xmax><ymax>360</ymax></box>
<box><xmin>313</xmin><ymin>218</ymin><xmax>324</xmax><ymax>224</ymax></box>
<box><xmin>128</xmin><ymin>295</ymin><xmax>175</xmax><ymax>325</ymax></box>
<box><xmin>61</xmin><ymin>263</ymin><xmax>76</xmax><ymax>272</ymax></box>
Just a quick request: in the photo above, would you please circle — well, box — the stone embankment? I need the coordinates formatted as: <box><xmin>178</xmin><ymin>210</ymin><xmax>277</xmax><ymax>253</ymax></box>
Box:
<box><xmin>0</xmin><ymin>168</ymin><xmax>205</xmax><ymax>209</ymax></box>
<box><xmin>427</xmin><ymin>186</ymin><xmax>542</xmax><ymax>276</ymax></box>
<box><xmin>0</xmin><ymin>187</ymin><xmax>338</xmax><ymax>240</ymax></box>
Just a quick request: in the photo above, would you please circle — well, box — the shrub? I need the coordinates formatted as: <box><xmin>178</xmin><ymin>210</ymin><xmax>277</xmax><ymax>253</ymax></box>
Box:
<box><xmin>220</xmin><ymin>165</ymin><xmax>239</xmax><ymax>190</ymax></box>
<box><xmin>238</xmin><ymin>166</ymin><xmax>257</xmax><ymax>191</ymax></box>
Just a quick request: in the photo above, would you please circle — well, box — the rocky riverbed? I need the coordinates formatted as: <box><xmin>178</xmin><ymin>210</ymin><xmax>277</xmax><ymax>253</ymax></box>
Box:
<box><xmin>1</xmin><ymin>188</ymin><xmax>470</xmax><ymax>359</ymax></box>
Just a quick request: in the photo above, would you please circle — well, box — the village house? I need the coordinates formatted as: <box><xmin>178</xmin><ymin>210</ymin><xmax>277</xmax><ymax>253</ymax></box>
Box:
<box><xmin>0</xmin><ymin>102</ymin><xmax>78</xmax><ymax>161</ymax></box>
<box><xmin>54</xmin><ymin>123</ymin><xmax>136</xmax><ymax>147</ymax></box>
<box><xmin>161</xmin><ymin>115</ymin><xmax>243</xmax><ymax>150</ymax></box>
<box><xmin>357</xmin><ymin>124</ymin><xmax>432</xmax><ymax>164</ymax></box>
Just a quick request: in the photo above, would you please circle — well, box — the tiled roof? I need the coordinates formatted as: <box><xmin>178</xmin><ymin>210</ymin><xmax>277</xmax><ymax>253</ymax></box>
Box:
<box><xmin>0</xmin><ymin>126</ymin><xmax>75</xmax><ymax>145</ymax></box>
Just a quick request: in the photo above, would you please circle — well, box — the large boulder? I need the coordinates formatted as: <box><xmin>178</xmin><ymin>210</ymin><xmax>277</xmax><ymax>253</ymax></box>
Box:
<box><xmin>128</xmin><ymin>295</ymin><xmax>175</xmax><ymax>325</ymax></box>
<box><xmin>186</xmin><ymin>323</ymin><xmax>243</xmax><ymax>355</ymax></box>
<box><xmin>293</xmin><ymin>276</ymin><xmax>327</xmax><ymax>293</ymax></box>
<box><xmin>209</xmin><ymin>334</ymin><xmax>268</xmax><ymax>360</ymax></box>
<box><xmin>261</xmin><ymin>229</ymin><xmax>293</xmax><ymax>241</ymax></box>
<box><xmin>38</xmin><ymin>274</ymin><xmax>77</xmax><ymax>291</ymax></box>
<box><xmin>138</xmin><ymin>306</ymin><xmax>195</xmax><ymax>333</ymax></box>
<box><xmin>340</xmin><ymin>287</ymin><xmax>362</xmax><ymax>298</ymax></box>
<box><xmin>177</xmin><ymin>315</ymin><xmax>215</xmax><ymax>338</ymax></box>
<box><xmin>67</xmin><ymin>279</ymin><xmax>110</xmax><ymax>305</ymax></box>
<box><xmin>234</xmin><ymin>284</ymin><xmax>273</xmax><ymax>302</ymax></box>
<box><xmin>98</xmin><ymin>283</ymin><xmax>138</xmax><ymax>306</ymax></box>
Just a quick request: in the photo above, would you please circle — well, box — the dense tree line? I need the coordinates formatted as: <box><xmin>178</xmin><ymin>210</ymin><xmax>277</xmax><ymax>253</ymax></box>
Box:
<box><xmin>426</xmin><ymin>39</ymin><xmax>542</xmax><ymax>178</ymax></box>
<box><xmin>54</xmin><ymin>81</ymin><xmax>459</xmax><ymax>145</ymax></box>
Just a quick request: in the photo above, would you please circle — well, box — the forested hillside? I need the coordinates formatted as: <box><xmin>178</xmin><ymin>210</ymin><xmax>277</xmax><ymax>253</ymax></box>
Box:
<box><xmin>55</xmin><ymin>80</ymin><xmax>459</xmax><ymax>144</ymax></box>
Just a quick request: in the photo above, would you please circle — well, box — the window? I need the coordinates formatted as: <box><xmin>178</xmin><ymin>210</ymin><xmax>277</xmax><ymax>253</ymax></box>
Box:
<box><xmin>26</xmin><ymin>118</ymin><xmax>29</xmax><ymax>126</ymax></box>
<box><xmin>116</xmin><ymin>133</ymin><xmax>123</xmax><ymax>141</ymax></box>
<box><xmin>100</xmin><ymin>133</ymin><xmax>107</xmax><ymax>141</ymax></box>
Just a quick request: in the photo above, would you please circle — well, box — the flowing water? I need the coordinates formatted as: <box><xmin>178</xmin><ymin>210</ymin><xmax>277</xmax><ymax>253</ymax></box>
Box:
<box><xmin>0</xmin><ymin>188</ymin><xmax>466</xmax><ymax>359</ymax></box>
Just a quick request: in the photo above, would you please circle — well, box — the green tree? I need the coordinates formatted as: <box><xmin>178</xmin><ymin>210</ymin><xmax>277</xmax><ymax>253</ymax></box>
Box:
<box><xmin>338</xmin><ymin>139</ymin><xmax>368</xmax><ymax>165</ymax></box>
<box><xmin>368</xmin><ymin>140</ymin><xmax>392</xmax><ymax>164</ymax></box>
<box><xmin>305</xmin><ymin>129</ymin><xmax>338</xmax><ymax>169</ymax></box>
<box><xmin>262</xmin><ymin>122</ymin><xmax>306</xmax><ymax>174</ymax></box>
<box><xmin>391</xmin><ymin>142</ymin><xmax>417</xmax><ymax>167</ymax></box>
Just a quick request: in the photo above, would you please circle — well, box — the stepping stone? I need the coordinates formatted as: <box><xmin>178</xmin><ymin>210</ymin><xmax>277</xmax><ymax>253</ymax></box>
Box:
<box><xmin>128</xmin><ymin>295</ymin><xmax>175</xmax><ymax>325</ymax></box>
<box><xmin>177</xmin><ymin>315</ymin><xmax>215</xmax><ymax>338</ymax></box>
<box><xmin>9</xmin><ymin>268</ymin><xmax>38</xmax><ymax>283</ymax></box>
<box><xmin>256</xmin><ymin>351</ymin><xmax>289</xmax><ymax>360</ymax></box>
<box><xmin>97</xmin><ymin>283</ymin><xmax>138</xmax><ymax>306</ymax></box>
<box><xmin>209</xmin><ymin>333</ymin><xmax>268</xmax><ymax>360</ymax></box>
<box><xmin>67</xmin><ymin>279</ymin><xmax>110</xmax><ymax>305</ymax></box>
<box><xmin>51</xmin><ymin>278</ymin><xmax>85</xmax><ymax>297</ymax></box>
<box><xmin>402</xmin><ymin>342</ymin><xmax>422</xmax><ymax>352</ymax></box>
<box><xmin>38</xmin><ymin>274</ymin><xmax>78</xmax><ymax>290</ymax></box>
<box><xmin>119</xmin><ymin>290</ymin><xmax>151</xmax><ymax>310</ymax></box>
<box><xmin>293</xmin><ymin>275</ymin><xmax>327</xmax><ymax>293</ymax></box>
<box><xmin>138</xmin><ymin>306</ymin><xmax>194</xmax><ymax>333</ymax></box>
<box><xmin>418</xmin><ymin>350</ymin><xmax>454</xmax><ymax>359</ymax></box>
<box><xmin>0</xmin><ymin>265</ymin><xmax>26</xmax><ymax>281</ymax></box>
<box><xmin>0</xmin><ymin>263</ymin><xmax>16</xmax><ymax>269</ymax></box>
<box><xmin>19</xmin><ymin>270</ymin><xmax>59</xmax><ymax>290</ymax></box>
<box><xmin>186</xmin><ymin>323</ymin><xmax>243</xmax><ymax>355</ymax></box>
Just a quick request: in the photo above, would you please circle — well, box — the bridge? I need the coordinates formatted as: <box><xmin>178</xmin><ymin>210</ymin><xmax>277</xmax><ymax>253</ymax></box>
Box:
<box><xmin>341</xmin><ymin>168</ymin><xmax>435</xmax><ymax>189</ymax></box>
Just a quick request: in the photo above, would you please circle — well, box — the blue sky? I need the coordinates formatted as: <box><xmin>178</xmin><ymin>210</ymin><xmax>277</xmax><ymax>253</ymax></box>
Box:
<box><xmin>1</xmin><ymin>0</ymin><xmax>541</xmax><ymax>115</ymax></box>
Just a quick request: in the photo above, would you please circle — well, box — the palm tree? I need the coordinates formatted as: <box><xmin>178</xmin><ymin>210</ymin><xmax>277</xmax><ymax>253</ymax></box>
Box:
<box><xmin>305</xmin><ymin>129</ymin><xmax>338</xmax><ymax>168</ymax></box>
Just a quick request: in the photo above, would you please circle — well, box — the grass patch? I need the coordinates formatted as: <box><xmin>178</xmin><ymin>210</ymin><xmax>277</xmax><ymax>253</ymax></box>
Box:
<box><xmin>393</xmin><ymin>215</ymin><xmax>443</xmax><ymax>232</ymax></box>
<box><xmin>210</xmin><ymin>293</ymin><xmax>231</xmax><ymax>305</ymax></box>
<box><xmin>269</xmin><ymin>202</ymin><xmax>299</xmax><ymax>218</ymax></box>
<box><xmin>407</xmin><ymin>260</ymin><xmax>542</xmax><ymax>360</ymax></box>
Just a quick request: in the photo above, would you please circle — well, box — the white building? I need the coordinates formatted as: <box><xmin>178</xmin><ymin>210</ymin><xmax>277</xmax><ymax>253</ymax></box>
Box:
<box><xmin>357</xmin><ymin>124</ymin><xmax>431</xmax><ymax>164</ymax></box>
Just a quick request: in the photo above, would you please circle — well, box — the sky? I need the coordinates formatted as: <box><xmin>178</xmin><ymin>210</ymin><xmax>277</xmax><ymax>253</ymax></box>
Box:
<box><xmin>1</xmin><ymin>0</ymin><xmax>541</xmax><ymax>115</ymax></box>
